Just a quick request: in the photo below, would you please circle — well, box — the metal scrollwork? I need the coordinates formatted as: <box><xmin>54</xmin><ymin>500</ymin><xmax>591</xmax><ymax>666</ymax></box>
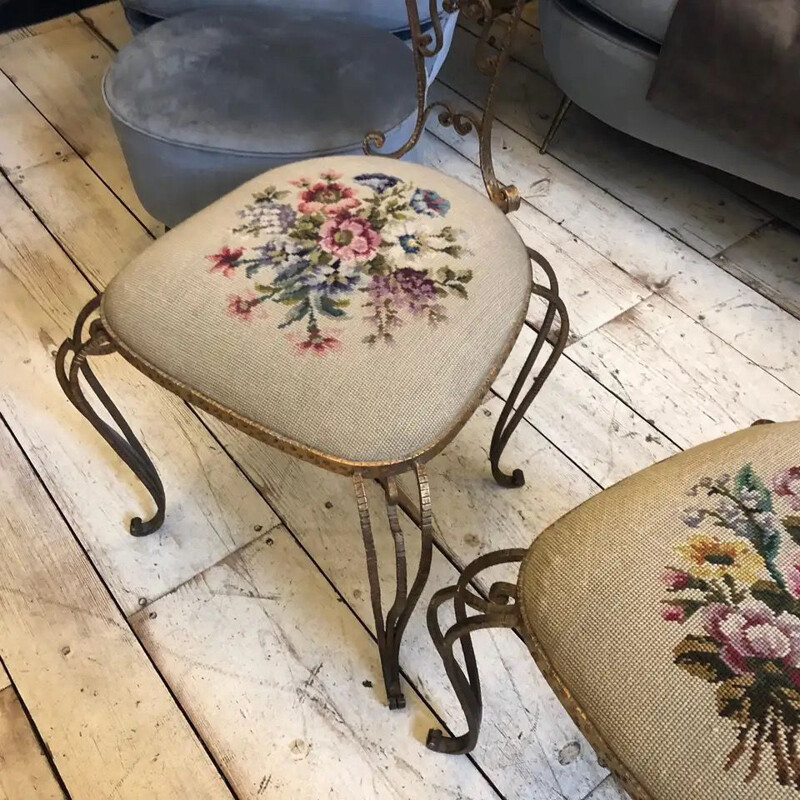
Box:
<box><xmin>55</xmin><ymin>295</ymin><xmax>165</xmax><ymax>536</ymax></box>
<box><xmin>363</xmin><ymin>0</ymin><xmax>526</xmax><ymax>213</ymax></box>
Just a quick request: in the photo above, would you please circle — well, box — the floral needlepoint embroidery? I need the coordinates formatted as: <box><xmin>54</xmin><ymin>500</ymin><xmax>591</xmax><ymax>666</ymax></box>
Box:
<box><xmin>207</xmin><ymin>170</ymin><xmax>471</xmax><ymax>353</ymax></box>
<box><xmin>662</xmin><ymin>462</ymin><xmax>800</xmax><ymax>788</ymax></box>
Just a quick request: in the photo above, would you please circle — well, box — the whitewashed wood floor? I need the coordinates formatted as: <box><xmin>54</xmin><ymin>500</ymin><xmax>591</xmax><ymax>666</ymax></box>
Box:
<box><xmin>1</xmin><ymin>3</ymin><xmax>799</xmax><ymax>798</ymax></box>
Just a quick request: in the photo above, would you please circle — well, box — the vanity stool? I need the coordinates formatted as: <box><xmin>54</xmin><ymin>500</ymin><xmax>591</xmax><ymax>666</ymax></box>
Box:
<box><xmin>56</xmin><ymin>155</ymin><xmax>553</xmax><ymax>708</ymax></box>
<box><xmin>427</xmin><ymin>420</ymin><xmax>800</xmax><ymax>798</ymax></box>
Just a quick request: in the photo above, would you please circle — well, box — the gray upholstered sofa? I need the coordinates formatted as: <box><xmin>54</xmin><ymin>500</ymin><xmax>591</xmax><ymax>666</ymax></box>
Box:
<box><xmin>539</xmin><ymin>0</ymin><xmax>800</xmax><ymax>200</ymax></box>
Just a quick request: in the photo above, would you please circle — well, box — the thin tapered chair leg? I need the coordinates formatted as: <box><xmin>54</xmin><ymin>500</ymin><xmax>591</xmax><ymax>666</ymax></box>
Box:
<box><xmin>353</xmin><ymin>463</ymin><xmax>433</xmax><ymax>710</ymax></box>
<box><xmin>540</xmin><ymin>94</ymin><xmax>573</xmax><ymax>155</ymax></box>
<box><xmin>490</xmin><ymin>247</ymin><xmax>569</xmax><ymax>487</ymax></box>
<box><xmin>55</xmin><ymin>295</ymin><xmax>166</xmax><ymax>536</ymax></box>
<box><xmin>426</xmin><ymin>549</ymin><xmax>526</xmax><ymax>755</ymax></box>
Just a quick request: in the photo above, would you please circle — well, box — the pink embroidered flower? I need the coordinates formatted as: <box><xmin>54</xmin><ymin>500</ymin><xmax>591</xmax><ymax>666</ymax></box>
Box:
<box><xmin>702</xmin><ymin>601</ymin><xmax>800</xmax><ymax>672</ymax></box>
<box><xmin>319</xmin><ymin>216</ymin><xmax>380</xmax><ymax>263</ymax></box>
<box><xmin>661</xmin><ymin>604</ymin><xmax>686</xmax><ymax>622</ymax></box>
<box><xmin>773</xmin><ymin>466</ymin><xmax>800</xmax><ymax>510</ymax></box>
<box><xmin>227</xmin><ymin>293</ymin><xmax>260</xmax><ymax>320</ymax></box>
<box><xmin>298</xmin><ymin>181</ymin><xmax>360</xmax><ymax>216</ymax></box>
<box><xmin>661</xmin><ymin>567</ymin><xmax>691</xmax><ymax>591</ymax></box>
<box><xmin>320</xmin><ymin>169</ymin><xmax>342</xmax><ymax>180</ymax></box>
<box><xmin>776</xmin><ymin>543</ymin><xmax>800</xmax><ymax>599</ymax></box>
<box><xmin>206</xmin><ymin>246</ymin><xmax>243</xmax><ymax>277</ymax></box>
<box><xmin>289</xmin><ymin>325</ymin><xmax>341</xmax><ymax>355</ymax></box>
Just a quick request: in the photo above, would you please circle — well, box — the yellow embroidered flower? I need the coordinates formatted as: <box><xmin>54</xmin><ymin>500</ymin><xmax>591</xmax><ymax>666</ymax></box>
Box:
<box><xmin>677</xmin><ymin>534</ymin><xmax>764</xmax><ymax>583</ymax></box>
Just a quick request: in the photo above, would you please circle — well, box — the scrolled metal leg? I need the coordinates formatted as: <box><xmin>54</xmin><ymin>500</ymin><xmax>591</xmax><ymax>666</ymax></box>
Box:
<box><xmin>353</xmin><ymin>463</ymin><xmax>433</xmax><ymax>710</ymax></box>
<box><xmin>426</xmin><ymin>548</ymin><xmax>525</xmax><ymax>755</ymax></box>
<box><xmin>55</xmin><ymin>295</ymin><xmax>165</xmax><ymax>536</ymax></box>
<box><xmin>539</xmin><ymin>94</ymin><xmax>573</xmax><ymax>155</ymax></box>
<box><xmin>490</xmin><ymin>247</ymin><xmax>569</xmax><ymax>487</ymax></box>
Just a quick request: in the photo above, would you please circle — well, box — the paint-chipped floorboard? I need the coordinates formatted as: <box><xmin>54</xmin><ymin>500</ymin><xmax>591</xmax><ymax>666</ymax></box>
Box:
<box><xmin>0</xmin><ymin>4</ymin><xmax>798</xmax><ymax>798</ymax></box>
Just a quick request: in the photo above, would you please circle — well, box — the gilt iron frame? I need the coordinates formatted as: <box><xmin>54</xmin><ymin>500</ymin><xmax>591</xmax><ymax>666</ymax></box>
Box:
<box><xmin>366</xmin><ymin>0</ymin><xmax>570</xmax><ymax>487</ymax></box>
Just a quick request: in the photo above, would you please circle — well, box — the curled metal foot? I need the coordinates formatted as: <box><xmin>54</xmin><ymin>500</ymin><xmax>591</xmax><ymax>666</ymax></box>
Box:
<box><xmin>353</xmin><ymin>464</ymin><xmax>433</xmax><ymax>710</ymax></box>
<box><xmin>55</xmin><ymin>295</ymin><xmax>165</xmax><ymax>536</ymax></box>
<box><xmin>426</xmin><ymin>548</ymin><xmax>525</xmax><ymax>754</ymax></box>
<box><xmin>490</xmin><ymin>247</ymin><xmax>569</xmax><ymax>487</ymax></box>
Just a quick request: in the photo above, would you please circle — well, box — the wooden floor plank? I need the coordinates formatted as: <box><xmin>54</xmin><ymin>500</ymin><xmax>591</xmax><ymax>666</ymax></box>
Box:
<box><xmin>568</xmin><ymin>295</ymin><xmax>800</xmax><ymax>449</ymax></box>
<box><xmin>496</xmin><ymin>328</ymin><xmax>679</xmax><ymax>486</ymax></box>
<box><xmin>0</xmin><ymin>179</ymin><xmax>278</xmax><ymax>613</ymax></box>
<box><xmin>425</xmin><ymin>134</ymin><xmax>650</xmax><ymax>341</ymax></box>
<box><xmin>439</xmin><ymin>27</ymin><xmax>770</xmax><ymax>259</ymax></box>
<box><xmin>79</xmin><ymin>2</ymin><xmax>133</xmax><ymax>49</ymax></box>
<box><xmin>715</xmin><ymin>221</ymin><xmax>800</xmax><ymax>319</ymax></box>
<box><xmin>585</xmin><ymin>776</ymin><xmax>630</xmax><ymax>800</ymax></box>
<box><xmin>199</xmin><ymin>400</ymin><xmax>609</xmax><ymax>799</ymax></box>
<box><xmin>428</xmin><ymin>83</ymin><xmax>800</xmax><ymax>398</ymax></box>
<box><xmin>0</xmin><ymin>22</ymin><xmax>163</xmax><ymax>234</ymax></box>
<box><xmin>132</xmin><ymin>510</ymin><xmax>606</xmax><ymax>800</ymax></box>
<box><xmin>0</xmin><ymin>420</ymin><xmax>232</xmax><ymax>799</ymax></box>
<box><xmin>0</xmin><ymin>687</ymin><xmax>65</xmax><ymax>800</ymax></box>
<box><xmin>0</xmin><ymin>13</ymin><xmax>81</xmax><ymax>48</ymax></box>
<box><xmin>711</xmin><ymin>168</ymin><xmax>800</xmax><ymax>233</ymax></box>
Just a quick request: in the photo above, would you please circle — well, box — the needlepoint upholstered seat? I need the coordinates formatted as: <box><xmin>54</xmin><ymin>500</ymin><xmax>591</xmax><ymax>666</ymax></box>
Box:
<box><xmin>427</xmin><ymin>420</ymin><xmax>800</xmax><ymax>799</ymax></box>
<box><xmin>60</xmin><ymin>0</ymin><xmax>567</xmax><ymax>711</ymax></box>
<box><xmin>101</xmin><ymin>156</ymin><xmax>532</xmax><ymax>470</ymax></box>
<box><xmin>57</xmin><ymin>154</ymin><xmax>549</xmax><ymax>710</ymax></box>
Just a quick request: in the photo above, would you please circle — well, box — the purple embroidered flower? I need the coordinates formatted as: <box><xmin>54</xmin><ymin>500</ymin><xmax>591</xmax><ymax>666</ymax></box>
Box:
<box><xmin>315</xmin><ymin>269</ymin><xmax>361</xmax><ymax>295</ymax></box>
<box><xmin>393</xmin><ymin>268</ymin><xmax>438</xmax><ymax>312</ymax></box>
<box><xmin>237</xmin><ymin>202</ymin><xmax>296</xmax><ymax>235</ymax></box>
<box><xmin>410</xmin><ymin>188</ymin><xmax>450</xmax><ymax>217</ymax></box>
<box><xmin>354</xmin><ymin>173</ymin><xmax>400</xmax><ymax>194</ymax></box>
<box><xmin>773</xmin><ymin>466</ymin><xmax>800</xmax><ymax>511</ymax></box>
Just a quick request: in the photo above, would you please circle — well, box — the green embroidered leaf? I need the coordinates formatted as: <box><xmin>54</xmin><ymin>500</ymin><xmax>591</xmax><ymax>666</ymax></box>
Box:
<box><xmin>673</xmin><ymin>634</ymin><xmax>734</xmax><ymax>683</ymax></box>
<box><xmin>366</xmin><ymin>254</ymin><xmax>390</xmax><ymax>276</ymax></box>
<box><xmin>274</xmin><ymin>286</ymin><xmax>309</xmax><ymax>305</ymax></box>
<box><xmin>663</xmin><ymin>597</ymin><xmax>705</xmax><ymax>619</ymax></box>
<box><xmin>251</xmin><ymin>185</ymin><xmax>289</xmax><ymax>203</ymax></box>
<box><xmin>750</xmin><ymin>580</ymin><xmax>800</xmax><ymax>616</ymax></box>
<box><xmin>716</xmin><ymin>674</ymin><xmax>756</xmax><ymax>725</ymax></box>
<box><xmin>317</xmin><ymin>294</ymin><xmax>347</xmax><ymax>319</ymax></box>
<box><xmin>784</xmin><ymin>517</ymin><xmax>800</xmax><ymax>545</ymax></box>
<box><xmin>734</xmin><ymin>464</ymin><xmax>773</xmax><ymax>513</ymax></box>
<box><xmin>277</xmin><ymin>298</ymin><xmax>310</xmax><ymax>328</ymax></box>
<box><xmin>447</xmin><ymin>284</ymin><xmax>468</xmax><ymax>299</ymax></box>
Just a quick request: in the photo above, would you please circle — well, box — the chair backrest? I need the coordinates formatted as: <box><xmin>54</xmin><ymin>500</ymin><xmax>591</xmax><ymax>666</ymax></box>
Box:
<box><xmin>364</xmin><ymin>0</ymin><xmax>525</xmax><ymax>213</ymax></box>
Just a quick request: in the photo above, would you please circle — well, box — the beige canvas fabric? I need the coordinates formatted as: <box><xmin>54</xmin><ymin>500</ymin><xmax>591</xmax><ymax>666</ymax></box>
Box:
<box><xmin>519</xmin><ymin>421</ymin><xmax>800</xmax><ymax>800</ymax></box>
<box><xmin>102</xmin><ymin>155</ymin><xmax>531</xmax><ymax>465</ymax></box>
